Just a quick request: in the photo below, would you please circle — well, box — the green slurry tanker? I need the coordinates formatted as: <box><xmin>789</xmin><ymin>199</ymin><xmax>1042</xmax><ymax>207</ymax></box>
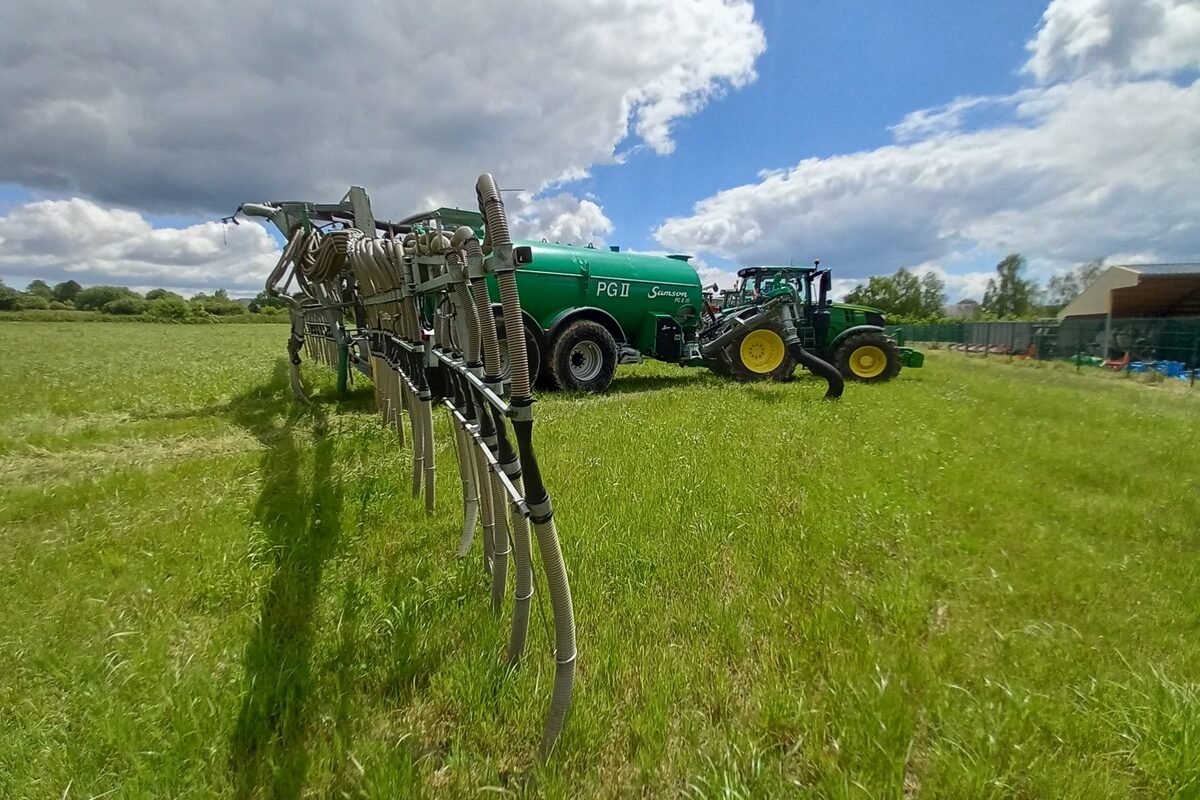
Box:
<box><xmin>490</xmin><ymin>239</ymin><xmax>922</xmax><ymax>393</ymax></box>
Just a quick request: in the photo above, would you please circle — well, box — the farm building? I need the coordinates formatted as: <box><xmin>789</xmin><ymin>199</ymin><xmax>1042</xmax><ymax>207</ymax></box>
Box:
<box><xmin>1057</xmin><ymin>263</ymin><xmax>1200</xmax><ymax>361</ymax></box>
<box><xmin>1058</xmin><ymin>263</ymin><xmax>1200</xmax><ymax>320</ymax></box>
<box><xmin>944</xmin><ymin>298</ymin><xmax>981</xmax><ymax>318</ymax></box>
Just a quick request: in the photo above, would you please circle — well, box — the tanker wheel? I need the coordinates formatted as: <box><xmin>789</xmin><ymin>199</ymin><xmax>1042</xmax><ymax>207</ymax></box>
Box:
<box><xmin>495</xmin><ymin>312</ymin><xmax>542</xmax><ymax>390</ymax></box>
<box><xmin>721</xmin><ymin>327</ymin><xmax>797</xmax><ymax>382</ymax></box>
<box><xmin>834</xmin><ymin>331</ymin><xmax>902</xmax><ymax>382</ymax></box>
<box><xmin>548</xmin><ymin>320</ymin><xmax>618</xmax><ymax>393</ymax></box>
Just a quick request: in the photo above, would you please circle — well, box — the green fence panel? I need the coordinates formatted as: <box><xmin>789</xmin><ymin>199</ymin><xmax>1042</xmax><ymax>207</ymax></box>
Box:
<box><xmin>889</xmin><ymin>316</ymin><xmax>1200</xmax><ymax>367</ymax></box>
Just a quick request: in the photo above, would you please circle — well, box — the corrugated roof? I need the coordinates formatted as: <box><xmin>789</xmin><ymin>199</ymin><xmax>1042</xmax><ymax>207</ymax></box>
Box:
<box><xmin>1121</xmin><ymin>263</ymin><xmax>1200</xmax><ymax>276</ymax></box>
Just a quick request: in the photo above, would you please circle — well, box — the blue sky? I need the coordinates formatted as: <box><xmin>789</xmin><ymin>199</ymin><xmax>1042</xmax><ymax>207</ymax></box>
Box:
<box><xmin>578</xmin><ymin>0</ymin><xmax>1051</xmax><ymax>255</ymax></box>
<box><xmin>1</xmin><ymin>0</ymin><xmax>1198</xmax><ymax>298</ymax></box>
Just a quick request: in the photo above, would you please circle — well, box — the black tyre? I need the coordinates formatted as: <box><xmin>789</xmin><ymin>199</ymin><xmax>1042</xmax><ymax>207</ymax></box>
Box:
<box><xmin>495</xmin><ymin>311</ymin><xmax>542</xmax><ymax>389</ymax></box>
<box><xmin>768</xmin><ymin>356</ymin><xmax>799</xmax><ymax>381</ymax></box>
<box><xmin>833</xmin><ymin>331</ymin><xmax>903</xmax><ymax>382</ymax></box>
<box><xmin>548</xmin><ymin>320</ymin><xmax>618</xmax><ymax>393</ymax></box>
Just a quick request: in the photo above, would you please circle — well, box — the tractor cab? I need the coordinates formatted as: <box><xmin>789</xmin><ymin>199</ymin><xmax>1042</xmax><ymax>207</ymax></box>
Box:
<box><xmin>727</xmin><ymin>264</ymin><xmax>831</xmax><ymax>308</ymax></box>
<box><xmin>725</xmin><ymin>263</ymin><xmax>833</xmax><ymax>341</ymax></box>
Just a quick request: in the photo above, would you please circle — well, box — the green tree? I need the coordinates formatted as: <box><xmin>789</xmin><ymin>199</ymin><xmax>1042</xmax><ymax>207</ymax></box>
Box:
<box><xmin>0</xmin><ymin>281</ymin><xmax>22</xmax><ymax>311</ymax></box>
<box><xmin>920</xmin><ymin>272</ymin><xmax>946</xmax><ymax>317</ymax></box>
<box><xmin>25</xmin><ymin>279</ymin><xmax>53</xmax><ymax>298</ymax></box>
<box><xmin>248</xmin><ymin>290</ymin><xmax>288</xmax><ymax>313</ymax></box>
<box><xmin>102</xmin><ymin>297</ymin><xmax>149</xmax><ymax>315</ymax></box>
<box><xmin>145</xmin><ymin>288</ymin><xmax>183</xmax><ymax>301</ymax></box>
<box><xmin>981</xmin><ymin>254</ymin><xmax>1038</xmax><ymax>318</ymax></box>
<box><xmin>1045</xmin><ymin>259</ymin><xmax>1104</xmax><ymax>309</ymax></box>
<box><xmin>190</xmin><ymin>288</ymin><xmax>247</xmax><ymax>316</ymax></box>
<box><xmin>844</xmin><ymin>268</ymin><xmax>946</xmax><ymax>319</ymax></box>
<box><xmin>16</xmin><ymin>293</ymin><xmax>51</xmax><ymax>310</ymax></box>
<box><xmin>52</xmin><ymin>280</ymin><xmax>83</xmax><ymax>303</ymax></box>
<box><xmin>147</xmin><ymin>296</ymin><xmax>207</xmax><ymax>322</ymax></box>
<box><xmin>75</xmin><ymin>285</ymin><xmax>142</xmax><ymax>311</ymax></box>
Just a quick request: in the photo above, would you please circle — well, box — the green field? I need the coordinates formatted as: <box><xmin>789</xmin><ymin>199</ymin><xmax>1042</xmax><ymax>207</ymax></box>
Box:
<box><xmin>2</xmin><ymin>323</ymin><xmax>1197</xmax><ymax>798</ymax></box>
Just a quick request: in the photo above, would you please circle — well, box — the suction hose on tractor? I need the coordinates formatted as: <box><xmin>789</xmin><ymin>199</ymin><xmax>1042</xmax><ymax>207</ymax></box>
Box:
<box><xmin>790</xmin><ymin>344</ymin><xmax>844</xmax><ymax>399</ymax></box>
<box><xmin>478</xmin><ymin>173</ymin><xmax>576</xmax><ymax>758</ymax></box>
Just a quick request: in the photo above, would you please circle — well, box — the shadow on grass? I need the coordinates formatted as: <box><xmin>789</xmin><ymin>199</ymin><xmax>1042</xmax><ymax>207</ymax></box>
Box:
<box><xmin>224</xmin><ymin>360</ymin><xmax>348</xmax><ymax>800</ymax></box>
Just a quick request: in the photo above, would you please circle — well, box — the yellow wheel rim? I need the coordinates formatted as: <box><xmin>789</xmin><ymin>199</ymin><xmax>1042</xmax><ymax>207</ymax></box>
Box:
<box><xmin>739</xmin><ymin>329</ymin><xmax>786</xmax><ymax>374</ymax></box>
<box><xmin>850</xmin><ymin>345</ymin><xmax>887</xmax><ymax>378</ymax></box>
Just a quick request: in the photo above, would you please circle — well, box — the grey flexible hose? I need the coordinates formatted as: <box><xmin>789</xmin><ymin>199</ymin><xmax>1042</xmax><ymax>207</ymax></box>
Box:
<box><xmin>506</xmin><ymin>474</ymin><xmax>533</xmax><ymax>663</ymax></box>
<box><xmin>391</xmin><ymin>362</ymin><xmax>405</xmax><ymax>447</ymax></box>
<box><xmin>477</xmin><ymin>173</ymin><xmax>576</xmax><ymax>758</ymax></box>
<box><xmin>488</xmin><ymin>471</ymin><xmax>510</xmax><ymax>612</ymax></box>
<box><xmin>469</xmin><ymin>251</ymin><xmax>503</xmax><ymax>373</ymax></box>
<box><xmin>469</xmin><ymin>271</ymin><xmax>531</xmax><ymax>655</ymax></box>
<box><xmin>421</xmin><ymin>396</ymin><xmax>436</xmax><ymax>515</ymax></box>
<box><xmin>533</xmin><ymin>515</ymin><xmax>576</xmax><ymax>757</ymax></box>
<box><xmin>401</xmin><ymin>297</ymin><xmax>424</xmax><ymax>499</ymax></box>
<box><xmin>448</xmin><ymin>245</ymin><xmax>509</xmax><ymax>608</ymax></box>
<box><xmin>454</xmin><ymin>423</ymin><xmax>480</xmax><ymax>557</ymax></box>
<box><xmin>473</xmin><ymin>442</ymin><xmax>496</xmax><ymax>572</ymax></box>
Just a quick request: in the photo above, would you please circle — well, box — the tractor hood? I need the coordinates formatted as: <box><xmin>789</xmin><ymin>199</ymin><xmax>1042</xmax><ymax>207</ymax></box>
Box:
<box><xmin>833</xmin><ymin>302</ymin><xmax>886</xmax><ymax>315</ymax></box>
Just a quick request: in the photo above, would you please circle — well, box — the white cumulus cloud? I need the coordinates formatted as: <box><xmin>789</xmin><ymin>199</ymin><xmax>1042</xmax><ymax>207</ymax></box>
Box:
<box><xmin>0</xmin><ymin>199</ymin><xmax>279</xmax><ymax>293</ymax></box>
<box><xmin>1025</xmin><ymin>0</ymin><xmax>1200</xmax><ymax>82</ymax></box>
<box><xmin>508</xmin><ymin>193</ymin><xmax>615</xmax><ymax>247</ymax></box>
<box><xmin>656</xmin><ymin>0</ymin><xmax>1200</xmax><ymax>294</ymax></box>
<box><xmin>0</xmin><ymin>0</ymin><xmax>764</xmax><ymax>218</ymax></box>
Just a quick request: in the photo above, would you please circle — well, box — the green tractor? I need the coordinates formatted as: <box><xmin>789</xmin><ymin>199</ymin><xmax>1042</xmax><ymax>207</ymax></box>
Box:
<box><xmin>706</xmin><ymin>263</ymin><xmax>923</xmax><ymax>383</ymax></box>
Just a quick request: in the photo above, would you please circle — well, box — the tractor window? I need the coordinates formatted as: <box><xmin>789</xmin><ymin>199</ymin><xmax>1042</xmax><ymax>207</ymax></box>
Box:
<box><xmin>730</xmin><ymin>271</ymin><xmax>809</xmax><ymax>305</ymax></box>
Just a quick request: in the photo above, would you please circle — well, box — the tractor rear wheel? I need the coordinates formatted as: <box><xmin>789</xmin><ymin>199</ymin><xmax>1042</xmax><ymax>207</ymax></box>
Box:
<box><xmin>714</xmin><ymin>326</ymin><xmax>797</xmax><ymax>382</ymax></box>
<box><xmin>548</xmin><ymin>320</ymin><xmax>618</xmax><ymax>393</ymax></box>
<box><xmin>833</xmin><ymin>331</ymin><xmax>902</xmax><ymax>382</ymax></box>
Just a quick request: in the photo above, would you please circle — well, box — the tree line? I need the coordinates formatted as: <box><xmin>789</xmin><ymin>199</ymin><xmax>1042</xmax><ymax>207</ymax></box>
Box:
<box><xmin>4</xmin><ymin>254</ymin><xmax>1103</xmax><ymax>325</ymax></box>
<box><xmin>844</xmin><ymin>255</ymin><xmax>1104</xmax><ymax>323</ymax></box>
<box><xmin>0</xmin><ymin>279</ymin><xmax>288</xmax><ymax>321</ymax></box>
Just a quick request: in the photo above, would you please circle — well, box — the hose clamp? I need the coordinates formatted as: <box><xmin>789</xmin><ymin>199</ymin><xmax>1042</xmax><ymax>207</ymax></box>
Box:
<box><xmin>528</xmin><ymin>497</ymin><xmax>554</xmax><ymax>523</ymax></box>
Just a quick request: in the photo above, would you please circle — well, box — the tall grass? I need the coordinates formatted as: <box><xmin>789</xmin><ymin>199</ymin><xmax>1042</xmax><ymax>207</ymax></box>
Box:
<box><xmin>1</xmin><ymin>326</ymin><xmax>1197</xmax><ymax>798</ymax></box>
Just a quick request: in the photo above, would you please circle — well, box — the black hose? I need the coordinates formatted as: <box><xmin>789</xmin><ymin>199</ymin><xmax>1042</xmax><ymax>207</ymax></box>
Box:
<box><xmin>788</xmin><ymin>344</ymin><xmax>844</xmax><ymax>399</ymax></box>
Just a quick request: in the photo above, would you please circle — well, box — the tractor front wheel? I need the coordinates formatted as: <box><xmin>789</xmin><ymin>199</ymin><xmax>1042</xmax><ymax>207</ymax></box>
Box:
<box><xmin>714</xmin><ymin>326</ymin><xmax>797</xmax><ymax>382</ymax></box>
<box><xmin>833</xmin><ymin>331</ymin><xmax>902</xmax><ymax>382</ymax></box>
